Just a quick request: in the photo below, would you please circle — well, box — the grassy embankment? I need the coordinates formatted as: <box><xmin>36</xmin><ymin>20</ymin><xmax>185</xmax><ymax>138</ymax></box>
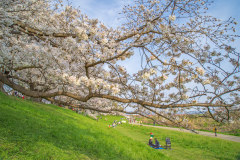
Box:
<box><xmin>0</xmin><ymin>92</ymin><xmax>240</xmax><ymax>160</ymax></box>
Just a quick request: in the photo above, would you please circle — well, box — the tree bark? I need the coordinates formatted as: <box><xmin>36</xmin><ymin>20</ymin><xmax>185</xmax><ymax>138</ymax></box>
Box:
<box><xmin>0</xmin><ymin>82</ymin><xmax>7</xmax><ymax>94</ymax></box>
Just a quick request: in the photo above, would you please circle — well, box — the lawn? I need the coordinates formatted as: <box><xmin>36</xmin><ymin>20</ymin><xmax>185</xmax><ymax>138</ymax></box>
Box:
<box><xmin>0</xmin><ymin>92</ymin><xmax>239</xmax><ymax>160</ymax></box>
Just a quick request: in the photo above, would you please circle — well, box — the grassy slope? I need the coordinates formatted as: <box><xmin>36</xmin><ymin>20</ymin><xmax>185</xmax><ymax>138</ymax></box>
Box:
<box><xmin>0</xmin><ymin>92</ymin><xmax>239</xmax><ymax>160</ymax></box>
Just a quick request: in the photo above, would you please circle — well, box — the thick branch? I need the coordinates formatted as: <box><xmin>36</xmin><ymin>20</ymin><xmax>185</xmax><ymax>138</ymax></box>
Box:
<box><xmin>0</xmin><ymin>72</ymin><xmax>235</xmax><ymax>109</ymax></box>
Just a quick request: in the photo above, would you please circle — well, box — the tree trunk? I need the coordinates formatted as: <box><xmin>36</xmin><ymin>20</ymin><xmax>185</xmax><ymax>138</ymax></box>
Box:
<box><xmin>29</xmin><ymin>83</ymin><xmax>42</xmax><ymax>103</ymax></box>
<box><xmin>0</xmin><ymin>82</ymin><xmax>7</xmax><ymax>94</ymax></box>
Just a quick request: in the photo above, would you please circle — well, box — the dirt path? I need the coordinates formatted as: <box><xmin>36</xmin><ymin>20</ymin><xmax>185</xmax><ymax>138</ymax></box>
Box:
<box><xmin>133</xmin><ymin>123</ymin><xmax>240</xmax><ymax>143</ymax></box>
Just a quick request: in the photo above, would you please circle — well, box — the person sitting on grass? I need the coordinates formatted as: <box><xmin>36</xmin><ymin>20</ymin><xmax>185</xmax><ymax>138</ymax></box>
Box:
<box><xmin>153</xmin><ymin>138</ymin><xmax>161</xmax><ymax>148</ymax></box>
<box><xmin>148</xmin><ymin>137</ymin><xmax>153</xmax><ymax>147</ymax></box>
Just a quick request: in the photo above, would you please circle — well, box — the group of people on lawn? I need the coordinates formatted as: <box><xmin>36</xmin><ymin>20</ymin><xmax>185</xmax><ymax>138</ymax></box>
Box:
<box><xmin>148</xmin><ymin>137</ymin><xmax>161</xmax><ymax>148</ymax></box>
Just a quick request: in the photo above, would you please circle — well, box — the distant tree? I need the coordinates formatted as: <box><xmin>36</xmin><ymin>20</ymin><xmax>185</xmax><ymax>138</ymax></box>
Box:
<box><xmin>0</xmin><ymin>0</ymin><xmax>239</xmax><ymax>131</ymax></box>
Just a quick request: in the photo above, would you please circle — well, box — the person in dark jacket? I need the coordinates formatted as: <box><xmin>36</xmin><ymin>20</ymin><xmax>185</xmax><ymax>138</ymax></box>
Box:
<box><xmin>148</xmin><ymin>137</ymin><xmax>153</xmax><ymax>146</ymax></box>
<box><xmin>154</xmin><ymin>138</ymin><xmax>160</xmax><ymax>148</ymax></box>
<box><xmin>213</xmin><ymin>126</ymin><xmax>218</xmax><ymax>136</ymax></box>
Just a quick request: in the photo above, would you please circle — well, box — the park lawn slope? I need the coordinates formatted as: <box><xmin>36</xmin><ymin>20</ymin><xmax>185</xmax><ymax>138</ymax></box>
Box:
<box><xmin>112</xmin><ymin>124</ymin><xmax>240</xmax><ymax>160</ymax></box>
<box><xmin>0</xmin><ymin>92</ymin><xmax>168</xmax><ymax>160</ymax></box>
<box><xmin>0</xmin><ymin>92</ymin><xmax>240</xmax><ymax>160</ymax></box>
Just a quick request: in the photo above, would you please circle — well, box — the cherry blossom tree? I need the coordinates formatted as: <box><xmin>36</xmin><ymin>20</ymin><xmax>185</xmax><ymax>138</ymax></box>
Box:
<box><xmin>0</xmin><ymin>0</ymin><xmax>239</xmax><ymax>131</ymax></box>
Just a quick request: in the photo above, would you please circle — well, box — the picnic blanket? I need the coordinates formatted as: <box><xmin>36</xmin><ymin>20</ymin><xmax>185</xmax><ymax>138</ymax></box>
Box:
<box><xmin>150</xmin><ymin>146</ymin><xmax>164</xmax><ymax>149</ymax></box>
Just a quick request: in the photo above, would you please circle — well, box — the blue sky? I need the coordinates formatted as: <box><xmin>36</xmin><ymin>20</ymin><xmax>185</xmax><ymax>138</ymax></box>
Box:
<box><xmin>70</xmin><ymin>0</ymin><xmax>240</xmax><ymax>29</ymax></box>
<box><xmin>69</xmin><ymin>0</ymin><xmax>134</xmax><ymax>28</ymax></box>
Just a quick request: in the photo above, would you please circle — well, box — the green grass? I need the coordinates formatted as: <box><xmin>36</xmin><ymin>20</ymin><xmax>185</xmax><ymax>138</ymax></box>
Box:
<box><xmin>0</xmin><ymin>92</ymin><xmax>240</xmax><ymax>160</ymax></box>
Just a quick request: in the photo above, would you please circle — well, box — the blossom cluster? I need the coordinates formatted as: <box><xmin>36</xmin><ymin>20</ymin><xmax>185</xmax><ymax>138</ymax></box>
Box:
<box><xmin>202</xmin><ymin>79</ymin><xmax>211</xmax><ymax>85</ymax></box>
<box><xmin>182</xmin><ymin>94</ymin><xmax>189</xmax><ymax>100</ymax></box>
<box><xmin>168</xmin><ymin>15</ymin><xmax>176</xmax><ymax>21</ymax></box>
<box><xmin>74</xmin><ymin>27</ymin><xmax>88</xmax><ymax>40</ymax></box>
<box><xmin>64</xmin><ymin>74</ymin><xmax>121</xmax><ymax>95</ymax></box>
<box><xmin>196</xmin><ymin>67</ymin><xmax>205</xmax><ymax>76</ymax></box>
<box><xmin>1</xmin><ymin>0</ymin><xmax>240</xmax><ymax>124</ymax></box>
<box><xmin>141</xmin><ymin>68</ymin><xmax>157</xmax><ymax>79</ymax></box>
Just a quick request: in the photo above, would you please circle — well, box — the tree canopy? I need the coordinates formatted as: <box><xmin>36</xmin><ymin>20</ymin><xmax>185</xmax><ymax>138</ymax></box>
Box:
<box><xmin>0</xmin><ymin>0</ymin><xmax>239</xmax><ymax>130</ymax></box>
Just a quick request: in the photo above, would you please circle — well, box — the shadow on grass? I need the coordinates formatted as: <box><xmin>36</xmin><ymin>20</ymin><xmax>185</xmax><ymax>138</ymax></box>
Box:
<box><xmin>236</xmin><ymin>153</ymin><xmax>240</xmax><ymax>160</ymax></box>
